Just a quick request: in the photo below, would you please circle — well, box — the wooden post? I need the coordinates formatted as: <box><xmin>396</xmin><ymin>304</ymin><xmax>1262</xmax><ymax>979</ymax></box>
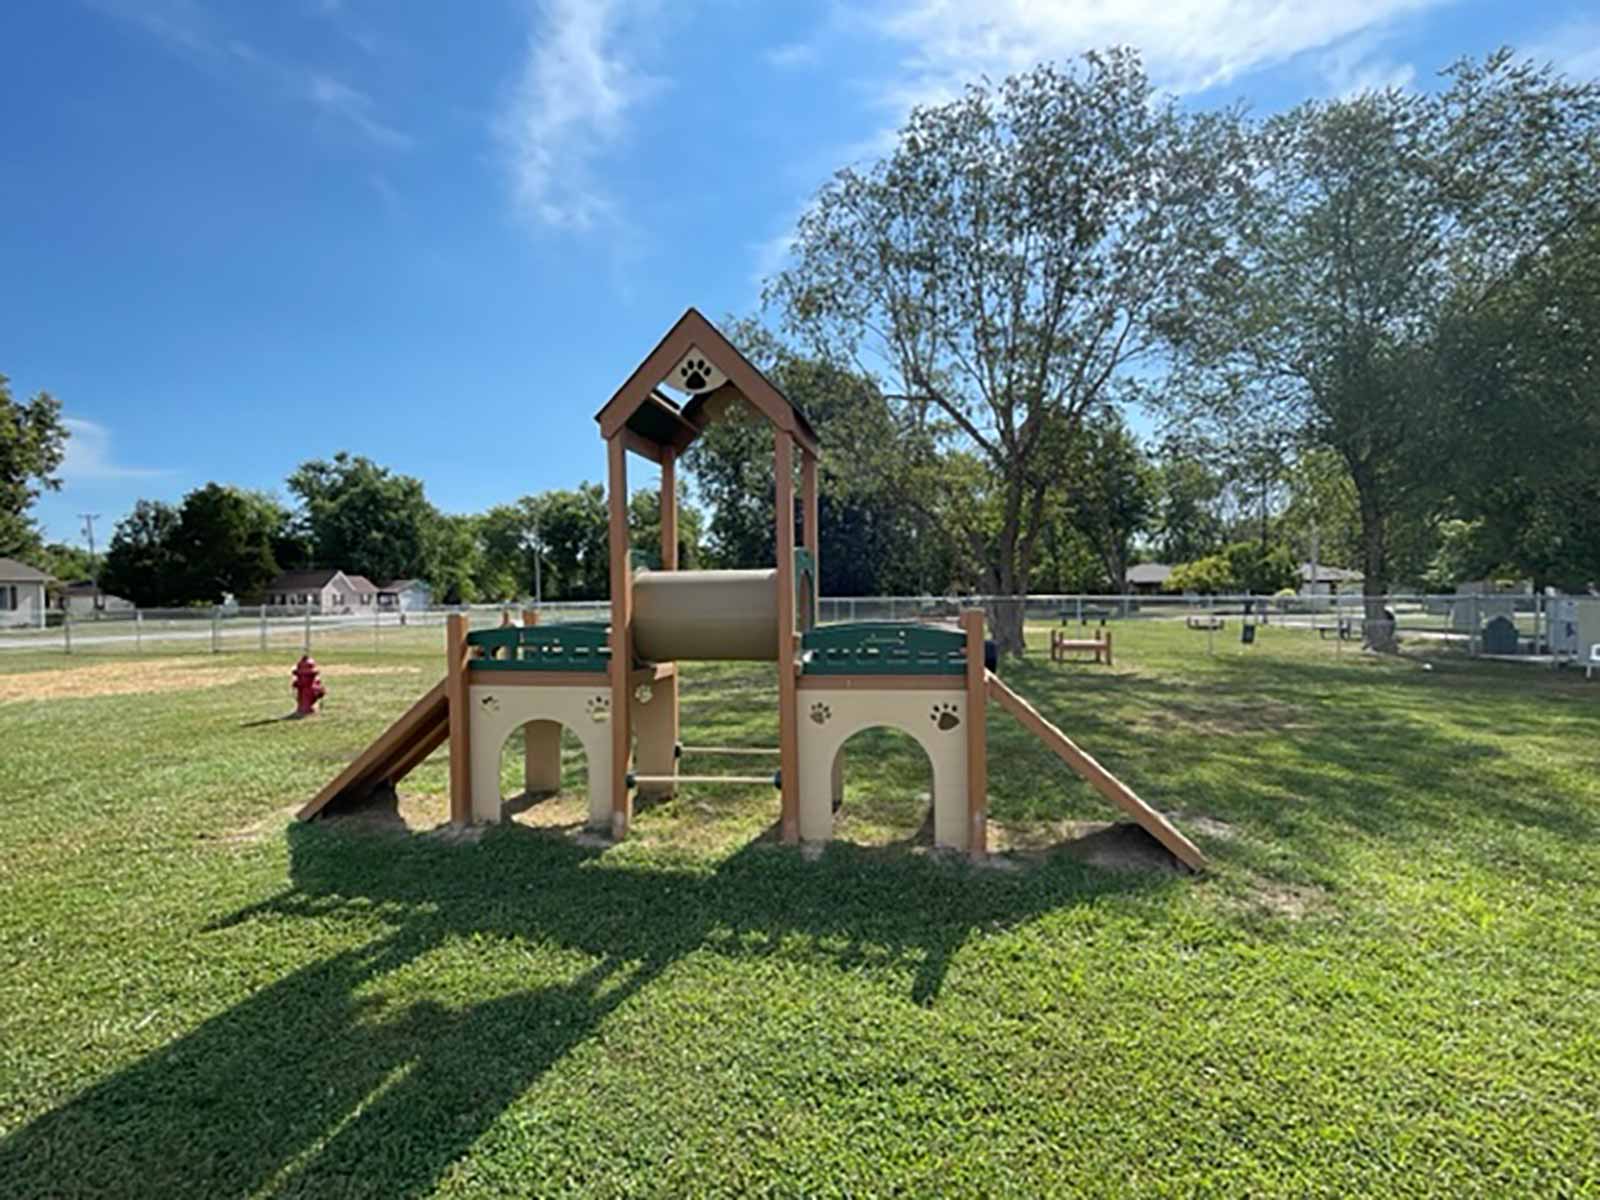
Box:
<box><xmin>801</xmin><ymin>448</ymin><xmax>819</xmax><ymax>620</ymax></box>
<box><xmin>607</xmin><ymin>435</ymin><xmax>634</xmax><ymax>839</ymax></box>
<box><xmin>961</xmin><ymin>608</ymin><xmax>987</xmax><ymax>859</ymax></box>
<box><xmin>775</xmin><ymin>432</ymin><xmax>800</xmax><ymax>843</ymax></box>
<box><xmin>660</xmin><ymin>447</ymin><xmax>679</xmax><ymax>572</ymax></box>
<box><xmin>446</xmin><ymin>612</ymin><xmax>472</xmax><ymax>825</ymax></box>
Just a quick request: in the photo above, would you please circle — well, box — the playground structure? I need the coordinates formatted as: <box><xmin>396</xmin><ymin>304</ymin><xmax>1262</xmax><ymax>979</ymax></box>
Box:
<box><xmin>298</xmin><ymin>309</ymin><xmax>1205</xmax><ymax>870</ymax></box>
<box><xmin>1049</xmin><ymin>627</ymin><xmax>1112</xmax><ymax>666</ymax></box>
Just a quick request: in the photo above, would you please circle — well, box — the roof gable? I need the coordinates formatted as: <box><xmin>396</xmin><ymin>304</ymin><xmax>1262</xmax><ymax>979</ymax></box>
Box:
<box><xmin>595</xmin><ymin>308</ymin><xmax>818</xmax><ymax>456</ymax></box>
<box><xmin>0</xmin><ymin>557</ymin><xmax>50</xmax><ymax>583</ymax></box>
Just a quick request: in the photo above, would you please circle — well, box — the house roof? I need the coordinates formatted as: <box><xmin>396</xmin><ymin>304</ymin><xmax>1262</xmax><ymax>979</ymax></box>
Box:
<box><xmin>343</xmin><ymin>575</ymin><xmax>379</xmax><ymax>594</ymax></box>
<box><xmin>0</xmin><ymin>557</ymin><xmax>50</xmax><ymax>583</ymax></box>
<box><xmin>266</xmin><ymin>569</ymin><xmax>347</xmax><ymax>591</ymax></box>
<box><xmin>381</xmin><ymin>578</ymin><xmax>426</xmax><ymax>592</ymax></box>
<box><xmin>1127</xmin><ymin>562</ymin><xmax>1173</xmax><ymax>584</ymax></box>
<box><xmin>1300</xmin><ymin>562</ymin><xmax>1363</xmax><ymax>583</ymax></box>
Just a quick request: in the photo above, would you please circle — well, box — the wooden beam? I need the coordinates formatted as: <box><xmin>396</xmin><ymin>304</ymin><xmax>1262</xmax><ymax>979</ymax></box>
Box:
<box><xmin>467</xmin><ymin>669</ymin><xmax>609</xmax><ymax>687</ymax></box>
<box><xmin>607</xmin><ymin>435</ymin><xmax>634</xmax><ymax>839</ymax></box>
<box><xmin>775</xmin><ymin>431</ymin><xmax>800</xmax><ymax>843</ymax></box>
<box><xmin>801</xmin><ymin>447</ymin><xmax>819</xmax><ymax>625</ymax></box>
<box><xmin>986</xmin><ymin>672</ymin><xmax>1206</xmax><ymax>871</ymax></box>
<box><xmin>796</xmin><ymin>674</ymin><xmax>961</xmax><ymax>691</ymax></box>
<box><xmin>446</xmin><ymin>614</ymin><xmax>472</xmax><ymax>825</ymax></box>
<box><xmin>620</xmin><ymin>428</ymin><xmax>663</xmax><ymax>464</ymax></box>
<box><xmin>961</xmin><ymin>608</ymin><xmax>988</xmax><ymax>860</ymax></box>
<box><xmin>296</xmin><ymin>680</ymin><xmax>447</xmax><ymax>820</ymax></box>
<box><xmin>660</xmin><ymin>447</ymin><xmax>678</xmax><ymax>571</ymax></box>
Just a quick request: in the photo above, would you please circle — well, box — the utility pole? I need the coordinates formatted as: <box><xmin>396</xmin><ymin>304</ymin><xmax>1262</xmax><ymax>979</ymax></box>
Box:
<box><xmin>80</xmin><ymin>513</ymin><xmax>102</xmax><ymax>611</ymax></box>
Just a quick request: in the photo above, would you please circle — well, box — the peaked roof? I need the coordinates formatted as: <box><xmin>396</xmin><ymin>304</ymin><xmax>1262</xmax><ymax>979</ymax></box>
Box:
<box><xmin>266</xmin><ymin>569</ymin><xmax>348</xmax><ymax>591</ymax></box>
<box><xmin>0</xmin><ymin>557</ymin><xmax>50</xmax><ymax>582</ymax></box>
<box><xmin>595</xmin><ymin>308</ymin><xmax>819</xmax><ymax>458</ymax></box>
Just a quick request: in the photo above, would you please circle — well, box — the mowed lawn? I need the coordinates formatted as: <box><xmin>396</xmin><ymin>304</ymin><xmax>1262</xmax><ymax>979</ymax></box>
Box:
<box><xmin>1</xmin><ymin>621</ymin><xmax>1597</xmax><ymax>1197</ymax></box>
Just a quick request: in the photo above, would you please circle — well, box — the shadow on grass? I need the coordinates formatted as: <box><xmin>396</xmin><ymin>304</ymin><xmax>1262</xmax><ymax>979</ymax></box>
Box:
<box><xmin>0</xmin><ymin>820</ymin><xmax>1164</xmax><ymax>1199</ymax></box>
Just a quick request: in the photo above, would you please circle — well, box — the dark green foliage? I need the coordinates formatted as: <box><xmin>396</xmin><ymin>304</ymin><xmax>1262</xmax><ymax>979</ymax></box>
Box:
<box><xmin>171</xmin><ymin>484</ymin><xmax>283</xmax><ymax>604</ymax></box>
<box><xmin>287</xmin><ymin>453</ymin><xmax>437</xmax><ymax>586</ymax></box>
<box><xmin>100</xmin><ymin>500</ymin><xmax>186</xmax><ymax>607</ymax></box>
<box><xmin>0</xmin><ymin>373</ymin><xmax>69</xmax><ymax>558</ymax></box>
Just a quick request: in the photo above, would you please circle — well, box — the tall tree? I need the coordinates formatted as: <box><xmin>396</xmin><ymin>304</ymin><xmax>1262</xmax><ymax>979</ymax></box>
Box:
<box><xmin>100</xmin><ymin>500</ymin><xmax>184</xmax><ymax>607</ymax></box>
<box><xmin>527</xmin><ymin>485</ymin><xmax>610</xmax><ymax>600</ymax></box>
<box><xmin>772</xmin><ymin>52</ymin><xmax>1248</xmax><ymax>652</ymax></box>
<box><xmin>1150</xmin><ymin>453</ymin><xmax>1227</xmax><ymax>565</ymax></box>
<box><xmin>1167</xmin><ymin>53</ymin><xmax>1600</xmax><ymax>647</ymax></box>
<box><xmin>172</xmin><ymin>484</ymin><xmax>284</xmax><ymax>603</ymax></box>
<box><xmin>628</xmin><ymin>487</ymin><xmax>704</xmax><ymax>571</ymax></box>
<box><xmin>287</xmin><ymin>453</ymin><xmax>438</xmax><ymax>584</ymax></box>
<box><xmin>0</xmin><ymin>374</ymin><xmax>69</xmax><ymax>558</ymax></box>
<box><xmin>1054</xmin><ymin>412</ymin><xmax>1155</xmax><ymax>594</ymax></box>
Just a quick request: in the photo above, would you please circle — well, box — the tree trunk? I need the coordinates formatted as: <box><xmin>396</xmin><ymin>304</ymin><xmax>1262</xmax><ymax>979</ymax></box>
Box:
<box><xmin>987</xmin><ymin>557</ymin><xmax>1027</xmax><ymax>660</ymax></box>
<box><xmin>1354</xmin><ymin>474</ymin><xmax>1398</xmax><ymax>653</ymax></box>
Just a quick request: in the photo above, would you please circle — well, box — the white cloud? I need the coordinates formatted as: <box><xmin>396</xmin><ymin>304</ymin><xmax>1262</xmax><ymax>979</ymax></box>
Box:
<box><xmin>1525</xmin><ymin>18</ymin><xmax>1600</xmax><ymax>83</ymax></box>
<box><xmin>306</xmin><ymin>73</ymin><xmax>413</xmax><ymax>149</ymax></box>
<box><xmin>866</xmin><ymin>0</ymin><xmax>1451</xmax><ymax>103</ymax></box>
<box><xmin>1317</xmin><ymin>34</ymin><xmax>1416</xmax><ymax>97</ymax></box>
<box><xmin>58</xmin><ymin>419</ymin><xmax>173</xmax><ymax>484</ymax></box>
<box><xmin>766</xmin><ymin>41</ymin><xmax>819</xmax><ymax>69</ymax></box>
<box><xmin>498</xmin><ymin>0</ymin><xmax>665</xmax><ymax>231</ymax></box>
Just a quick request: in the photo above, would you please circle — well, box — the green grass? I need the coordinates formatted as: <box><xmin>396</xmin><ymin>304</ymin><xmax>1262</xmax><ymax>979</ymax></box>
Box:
<box><xmin>1</xmin><ymin>622</ymin><xmax>1598</xmax><ymax>1197</ymax></box>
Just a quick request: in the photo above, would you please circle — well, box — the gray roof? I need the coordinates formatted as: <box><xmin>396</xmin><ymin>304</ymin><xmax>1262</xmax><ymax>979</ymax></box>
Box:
<box><xmin>0</xmin><ymin>556</ymin><xmax>50</xmax><ymax>583</ymax></box>
<box><xmin>343</xmin><ymin>575</ymin><xmax>379</xmax><ymax>594</ymax></box>
<box><xmin>1127</xmin><ymin>562</ymin><xmax>1173</xmax><ymax>584</ymax></box>
<box><xmin>1299</xmin><ymin>562</ymin><xmax>1363</xmax><ymax>583</ymax></box>
<box><xmin>381</xmin><ymin>578</ymin><xmax>426</xmax><ymax>592</ymax></box>
<box><xmin>266</xmin><ymin>569</ymin><xmax>347</xmax><ymax>591</ymax></box>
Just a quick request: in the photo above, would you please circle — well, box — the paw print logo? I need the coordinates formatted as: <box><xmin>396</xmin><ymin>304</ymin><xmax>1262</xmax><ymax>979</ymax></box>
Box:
<box><xmin>809</xmin><ymin>701</ymin><xmax>832</xmax><ymax>726</ymax></box>
<box><xmin>679</xmin><ymin>356</ymin><xmax>713</xmax><ymax>392</ymax></box>
<box><xmin>931</xmin><ymin>702</ymin><xmax>961</xmax><ymax>731</ymax></box>
<box><xmin>479</xmin><ymin>694</ymin><xmax>501</xmax><ymax>713</ymax></box>
<box><xmin>587</xmin><ymin>695</ymin><xmax>611</xmax><ymax>723</ymax></box>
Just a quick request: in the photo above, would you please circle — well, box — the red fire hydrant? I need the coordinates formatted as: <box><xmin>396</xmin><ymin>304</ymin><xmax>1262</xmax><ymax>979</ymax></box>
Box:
<box><xmin>292</xmin><ymin>654</ymin><xmax>325</xmax><ymax>717</ymax></box>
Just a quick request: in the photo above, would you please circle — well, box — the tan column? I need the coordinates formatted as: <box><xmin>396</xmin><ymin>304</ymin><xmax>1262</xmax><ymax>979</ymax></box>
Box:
<box><xmin>776</xmin><ymin>432</ymin><xmax>799</xmax><ymax>842</ymax></box>
<box><xmin>446</xmin><ymin>613</ymin><xmax>472</xmax><ymax>825</ymax></box>
<box><xmin>523</xmin><ymin>720</ymin><xmax>563</xmax><ymax>794</ymax></box>
<box><xmin>961</xmin><ymin>608</ymin><xmax>987</xmax><ymax>859</ymax></box>
<box><xmin>660</xmin><ymin>447</ymin><xmax>679</xmax><ymax>571</ymax></box>
<box><xmin>607</xmin><ymin>436</ymin><xmax>634</xmax><ymax>839</ymax></box>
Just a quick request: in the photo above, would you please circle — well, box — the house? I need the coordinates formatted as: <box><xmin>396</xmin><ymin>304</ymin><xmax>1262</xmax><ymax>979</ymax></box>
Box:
<box><xmin>262</xmin><ymin>569</ymin><xmax>377</xmax><ymax>613</ymax></box>
<box><xmin>1126</xmin><ymin>563</ymin><xmax>1173</xmax><ymax>595</ymax></box>
<box><xmin>53</xmin><ymin>581</ymin><xmax>135</xmax><ymax>618</ymax></box>
<box><xmin>377</xmin><ymin>578</ymin><xmax>432</xmax><ymax>611</ymax></box>
<box><xmin>0</xmin><ymin>557</ymin><xmax>50</xmax><ymax>629</ymax></box>
<box><xmin>1299</xmin><ymin>562</ymin><xmax>1363</xmax><ymax>597</ymax></box>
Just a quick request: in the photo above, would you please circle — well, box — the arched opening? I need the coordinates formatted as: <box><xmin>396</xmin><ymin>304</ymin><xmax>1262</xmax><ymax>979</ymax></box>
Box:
<box><xmin>829</xmin><ymin>724</ymin><xmax>937</xmax><ymax>847</ymax></box>
<box><xmin>496</xmin><ymin>720</ymin><xmax>589</xmax><ymax>830</ymax></box>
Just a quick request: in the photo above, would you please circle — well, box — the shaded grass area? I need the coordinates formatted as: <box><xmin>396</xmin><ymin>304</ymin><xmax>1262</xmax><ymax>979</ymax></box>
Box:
<box><xmin>1</xmin><ymin>621</ymin><xmax>1598</xmax><ymax>1196</ymax></box>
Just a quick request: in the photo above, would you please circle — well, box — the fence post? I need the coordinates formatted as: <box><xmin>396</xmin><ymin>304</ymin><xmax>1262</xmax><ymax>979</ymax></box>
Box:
<box><xmin>135</xmin><ymin>609</ymin><xmax>143</xmax><ymax>653</ymax></box>
<box><xmin>258</xmin><ymin>605</ymin><xmax>267</xmax><ymax>652</ymax></box>
<box><xmin>211</xmin><ymin>606</ymin><xmax>221</xmax><ymax>653</ymax></box>
<box><xmin>303</xmin><ymin>608</ymin><xmax>312</xmax><ymax>653</ymax></box>
<box><xmin>374</xmin><ymin>602</ymin><xmax>381</xmax><ymax>653</ymax></box>
<box><xmin>63</xmin><ymin>610</ymin><xmax>72</xmax><ymax>655</ymax></box>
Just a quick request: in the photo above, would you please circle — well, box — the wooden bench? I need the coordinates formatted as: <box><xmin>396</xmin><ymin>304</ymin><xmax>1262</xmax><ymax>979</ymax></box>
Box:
<box><xmin>1050</xmin><ymin>628</ymin><xmax>1112</xmax><ymax>665</ymax></box>
<box><xmin>1185</xmin><ymin>614</ymin><xmax>1224</xmax><ymax>630</ymax></box>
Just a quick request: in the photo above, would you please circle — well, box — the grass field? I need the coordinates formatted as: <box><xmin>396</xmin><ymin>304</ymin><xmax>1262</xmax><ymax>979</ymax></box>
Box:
<box><xmin>2</xmin><ymin>621</ymin><xmax>1597</xmax><ymax>1197</ymax></box>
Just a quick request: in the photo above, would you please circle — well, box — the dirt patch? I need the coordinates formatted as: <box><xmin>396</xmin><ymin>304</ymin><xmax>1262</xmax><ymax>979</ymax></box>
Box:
<box><xmin>991</xmin><ymin>819</ymin><xmax>1187</xmax><ymax>874</ymax></box>
<box><xmin>0</xmin><ymin>660</ymin><xmax>420</xmax><ymax>705</ymax></box>
<box><xmin>1244</xmin><ymin>880</ymin><xmax>1331</xmax><ymax>920</ymax></box>
<box><xmin>1130</xmin><ymin>699</ymin><xmax>1312</xmax><ymax>738</ymax></box>
<box><xmin>1184</xmin><ymin>814</ymin><xmax>1239</xmax><ymax>841</ymax></box>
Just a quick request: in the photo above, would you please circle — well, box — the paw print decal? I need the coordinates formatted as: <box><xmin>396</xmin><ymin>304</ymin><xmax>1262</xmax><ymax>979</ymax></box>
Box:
<box><xmin>479</xmin><ymin>694</ymin><xmax>501</xmax><ymax>713</ymax></box>
<box><xmin>809</xmin><ymin>701</ymin><xmax>832</xmax><ymax>726</ymax></box>
<box><xmin>679</xmin><ymin>356</ymin><xmax>713</xmax><ymax>392</ymax></box>
<box><xmin>931</xmin><ymin>702</ymin><xmax>961</xmax><ymax>731</ymax></box>
<box><xmin>587</xmin><ymin>695</ymin><xmax>611</xmax><ymax>723</ymax></box>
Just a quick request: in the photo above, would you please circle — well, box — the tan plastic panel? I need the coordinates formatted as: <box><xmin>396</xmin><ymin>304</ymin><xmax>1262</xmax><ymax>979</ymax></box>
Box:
<box><xmin>632</xmin><ymin>568</ymin><xmax>779</xmax><ymax>661</ymax></box>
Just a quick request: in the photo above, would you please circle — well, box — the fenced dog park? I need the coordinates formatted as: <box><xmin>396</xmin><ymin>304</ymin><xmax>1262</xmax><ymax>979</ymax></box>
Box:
<box><xmin>2</xmin><ymin>612</ymin><xmax>1597</xmax><ymax>1196</ymax></box>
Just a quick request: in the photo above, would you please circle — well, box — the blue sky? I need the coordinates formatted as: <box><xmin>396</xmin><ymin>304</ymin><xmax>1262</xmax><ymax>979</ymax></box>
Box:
<box><xmin>4</xmin><ymin>0</ymin><xmax>1597</xmax><ymax>550</ymax></box>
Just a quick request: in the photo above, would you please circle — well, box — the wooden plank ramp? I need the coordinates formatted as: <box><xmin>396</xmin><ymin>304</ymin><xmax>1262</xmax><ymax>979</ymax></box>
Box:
<box><xmin>985</xmin><ymin>672</ymin><xmax>1206</xmax><ymax>871</ymax></box>
<box><xmin>296</xmin><ymin>680</ymin><xmax>449</xmax><ymax>821</ymax></box>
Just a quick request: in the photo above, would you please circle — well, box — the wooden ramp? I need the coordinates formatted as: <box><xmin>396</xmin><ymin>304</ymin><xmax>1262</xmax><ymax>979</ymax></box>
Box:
<box><xmin>986</xmin><ymin>672</ymin><xmax>1207</xmax><ymax>871</ymax></box>
<box><xmin>296</xmin><ymin>680</ymin><xmax>449</xmax><ymax>821</ymax></box>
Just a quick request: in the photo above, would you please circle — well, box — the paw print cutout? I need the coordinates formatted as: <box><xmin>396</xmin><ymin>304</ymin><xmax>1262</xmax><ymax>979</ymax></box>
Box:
<box><xmin>809</xmin><ymin>701</ymin><xmax>832</xmax><ymax>726</ymax></box>
<box><xmin>931</xmin><ymin>702</ymin><xmax>961</xmax><ymax>731</ymax></box>
<box><xmin>479</xmin><ymin>694</ymin><xmax>500</xmax><ymax>712</ymax></box>
<box><xmin>679</xmin><ymin>356</ymin><xmax>713</xmax><ymax>392</ymax></box>
<box><xmin>587</xmin><ymin>695</ymin><xmax>611</xmax><ymax>723</ymax></box>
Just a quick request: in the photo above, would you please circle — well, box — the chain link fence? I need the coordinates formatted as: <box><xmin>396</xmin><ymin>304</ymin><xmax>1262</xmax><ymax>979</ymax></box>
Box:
<box><xmin>2</xmin><ymin>592</ymin><xmax>1589</xmax><ymax>665</ymax></box>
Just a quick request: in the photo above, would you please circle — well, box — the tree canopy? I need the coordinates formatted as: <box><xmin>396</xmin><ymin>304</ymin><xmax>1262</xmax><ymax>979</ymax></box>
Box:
<box><xmin>0</xmin><ymin>373</ymin><xmax>69</xmax><ymax>560</ymax></box>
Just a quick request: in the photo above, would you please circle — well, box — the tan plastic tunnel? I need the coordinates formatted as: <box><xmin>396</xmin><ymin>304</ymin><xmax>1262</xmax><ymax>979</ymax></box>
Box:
<box><xmin>631</xmin><ymin>568</ymin><xmax>778</xmax><ymax>662</ymax></box>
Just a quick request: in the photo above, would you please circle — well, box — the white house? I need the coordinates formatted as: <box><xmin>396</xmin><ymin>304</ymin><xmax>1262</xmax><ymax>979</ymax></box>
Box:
<box><xmin>54</xmin><ymin>581</ymin><xmax>136</xmax><ymax>618</ymax></box>
<box><xmin>378</xmin><ymin>578</ymin><xmax>432</xmax><ymax>611</ymax></box>
<box><xmin>1127</xmin><ymin>563</ymin><xmax>1173</xmax><ymax>595</ymax></box>
<box><xmin>0</xmin><ymin>557</ymin><xmax>50</xmax><ymax>629</ymax></box>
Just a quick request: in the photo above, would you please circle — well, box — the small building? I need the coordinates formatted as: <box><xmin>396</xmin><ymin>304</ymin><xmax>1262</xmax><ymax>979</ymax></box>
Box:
<box><xmin>263</xmin><ymin>569</ymin><xmax>374</xmax><ymax>613</ymax></box>
<box><xmin>0</xmin><ymin>557</ymin><xmax>51</xmax><ymax>628</ymax></box>
<box><xmin>378</xmin><ymin>578</ymin><xmax>432</xmax><ymax>612</ymax></box>
<box><xmin>53</xmin><ymin>581</ymin><xmax>136</xmax><ymax>618</ymax></box>
<box><xmin>1126</xmin><ymin>563</ymin><xmax>1172</xmax><ymax>595</ymax></box>
<box><xmin>1299</xmin><ymin>563</ymin><xmax>1363</xmax><ymax>597</ymax></box>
